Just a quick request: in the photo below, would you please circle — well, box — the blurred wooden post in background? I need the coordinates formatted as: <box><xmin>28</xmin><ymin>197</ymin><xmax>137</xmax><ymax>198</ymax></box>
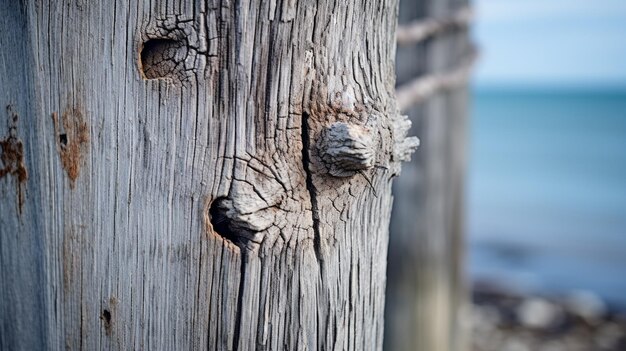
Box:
<box><xmin>385</xmin><ymin>0</ymin><xmax>473</xmax><ymax>350</ymax></box>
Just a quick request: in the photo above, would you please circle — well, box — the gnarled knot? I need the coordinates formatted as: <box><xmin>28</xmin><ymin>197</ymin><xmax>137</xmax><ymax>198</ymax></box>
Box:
<box><xmin>317</xmin><ymin>122</ymin><xmax>376</xmax><ymax>178</ymax></box>
<box><xmin>209</xmin><ymin>179</ymin><xmax>283</xmax><ymax>250</ymax></box>
<box><xmin>392</xmin><ymin>114</ymin><xmax>420</xmax><ymax>163</ymax></box>
<box><xmin>210</xmin><ymin>197</ymin><xmax>271</xmax><ymax>245</ymax></box>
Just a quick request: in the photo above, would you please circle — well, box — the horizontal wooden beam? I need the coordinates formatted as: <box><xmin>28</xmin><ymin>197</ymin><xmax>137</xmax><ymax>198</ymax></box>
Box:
<box><xmin>395</xmin><ymin>50</ymin><xmax>477</xmax><ymax>112</ymax></box>
<box><xmin>396</xmin><ymin>6</ymin><xmax>473</xmax><ymax>46</ymax></box>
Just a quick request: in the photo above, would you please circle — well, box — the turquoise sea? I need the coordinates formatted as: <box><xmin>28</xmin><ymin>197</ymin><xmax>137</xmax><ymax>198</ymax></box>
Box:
<box><xmin>467</xmin><ymin>87</ymin><xmax>626</xmax><ymax>308</ymax></box>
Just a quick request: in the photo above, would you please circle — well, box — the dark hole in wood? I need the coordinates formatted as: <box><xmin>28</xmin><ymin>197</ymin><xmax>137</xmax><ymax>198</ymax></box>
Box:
<box><xmin>100</xmin><ymin>308</ymin><xmax>113</xmax><ymax>335</ymax></box>
<box><xmin>59</xmin><ymin>133</ymin><xmax>67</xmax><ymax>147</ymax></box>
<box><xmin>101</xmin><ymin>309</ymin><xmax>111</xmax><ymax>323</ymax></box>
<box><xmin>140</xmin><ymin>38</ymin><xmax>183</xmax><ymax>79</ymax></box>
<box><xmin>209</xmin><ymin>197</ymin><xmax>238</xmax><ymax>244</ymax></box>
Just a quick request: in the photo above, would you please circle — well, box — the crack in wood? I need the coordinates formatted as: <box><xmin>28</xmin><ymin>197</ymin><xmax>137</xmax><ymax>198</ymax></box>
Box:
<box><xmin>232</xmin><ymin>253</ymin><xmax>247</xmax><ymax>351</ymax></box>
<box><xmin>301</xmin><ymin>112</ymin><xmax>323</xmax><ymax>264</ymax></box>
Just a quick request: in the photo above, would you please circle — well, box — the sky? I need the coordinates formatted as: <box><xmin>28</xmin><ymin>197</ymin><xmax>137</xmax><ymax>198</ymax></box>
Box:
<box><xmin>473</xmin><ymin>0</ymin><xmax>626</xmax><ymax>87</ymax></box>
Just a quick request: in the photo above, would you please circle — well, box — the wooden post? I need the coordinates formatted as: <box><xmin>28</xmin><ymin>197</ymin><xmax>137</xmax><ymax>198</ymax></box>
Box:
<box><xmin>384</xmin><ymin>0</ymin><xmax>472</xmax><ymax>350</ymax></box>
<box><xmin>0</xmin><ymin>1</ymin><xmax>418</xmax><ymax>350</ymax></box>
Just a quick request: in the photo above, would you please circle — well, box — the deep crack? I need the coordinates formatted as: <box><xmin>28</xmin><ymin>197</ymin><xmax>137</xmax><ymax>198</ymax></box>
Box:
<box><xmin>301</xmin><ymin>113</ymin><xmax>323</xmax><ymax>265</ymax></box>
<box><xmin>232</xmin><ymin>251</ymin><xmax>246</xmax><ymax>351</ymax></box>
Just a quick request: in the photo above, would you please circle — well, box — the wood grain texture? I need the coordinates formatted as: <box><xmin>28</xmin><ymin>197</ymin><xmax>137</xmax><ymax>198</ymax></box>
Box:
<box><xmin>0</xmin><ymin>0</ymin><xmax>411</xmax><ymax>350</ymax></box>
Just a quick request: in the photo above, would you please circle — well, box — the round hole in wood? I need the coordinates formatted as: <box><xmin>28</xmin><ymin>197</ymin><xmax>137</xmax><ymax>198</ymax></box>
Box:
<box><xmin>139</xmin><ymin>38</ymin><xmax>186</xmax><ymax>80</ymax></box>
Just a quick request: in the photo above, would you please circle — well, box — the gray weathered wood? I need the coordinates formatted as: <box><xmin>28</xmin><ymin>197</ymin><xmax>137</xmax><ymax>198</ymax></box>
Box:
<box><xmin>384</xmin><ymin>0</ymin><xmax>472</xmax><ymax>350</ymax></box>
<box><xmin>0</xmin><ymin>1</ymin><xmax>414</xmax><ymax>350</ymax></box>
<box><xmin>396</xmin><ymin>50</ymin><xmax>475</xmax><ymax>111</ymax></box>
<box><xmin>396</xmin><ymin>5</ymin><xmax>472</xmax><ymax>47</ymax></box>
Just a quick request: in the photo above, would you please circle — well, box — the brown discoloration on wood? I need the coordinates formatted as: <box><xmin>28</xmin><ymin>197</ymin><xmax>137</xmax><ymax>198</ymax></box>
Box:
<box><xmin>51</xmin><ymin>106</ymin><xmax>89</xmax><ymax>188</ymax></box>
<box><xmin>0</xmin><ymin>105</ymin><xmax>28</xmax><ymax>214</ymax></box>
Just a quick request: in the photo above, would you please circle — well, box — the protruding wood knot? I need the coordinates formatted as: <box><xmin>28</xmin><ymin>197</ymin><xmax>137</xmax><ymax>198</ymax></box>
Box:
<box><xmin>392</xmin><ymin>115</ymin><xmax>420</xmax><ymax>163</ymax></box>
<box><xmin>318</xmin><ymin>122</ymin><xmax>376</xmax><ymax>177</ymax></box>
<box><xmin>209</xmin><ymin>197</ymin><xmax>264</xmax><ymax>246</ymax></box>
<box><xmin>208</xmin><ymin>179</ymin><xmax>283</xmax><ymax>250</ymax></box>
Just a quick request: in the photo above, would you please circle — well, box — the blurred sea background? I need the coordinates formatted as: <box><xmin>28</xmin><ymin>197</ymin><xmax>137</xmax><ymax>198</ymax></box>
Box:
<box><xmin>468</xmin><ymin>88</ymin><xmax>626</xmax><ymax>308</ymax></box>
<box><xmin>467</xmin><ymin>0</ymin><xmax>626</xmax><ymax>310</ymax></box>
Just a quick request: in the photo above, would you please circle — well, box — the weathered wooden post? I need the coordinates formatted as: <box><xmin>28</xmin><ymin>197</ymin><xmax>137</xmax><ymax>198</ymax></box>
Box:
<box><xmin>0</xmin><ymin>1</ymin><xmax>416</xmax><ymax>350</ymax></box>
<box><xmin>384</xmin><ymin>0</ymin><xmax>474</xmax><ymax>350</ymax></box>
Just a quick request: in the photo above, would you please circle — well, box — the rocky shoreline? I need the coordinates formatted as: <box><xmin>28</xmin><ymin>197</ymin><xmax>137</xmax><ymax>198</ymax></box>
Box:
<box><xmin>471</xmin><ymin>282</ymin><xmax>626</xmax><ymax>351</ymax></box>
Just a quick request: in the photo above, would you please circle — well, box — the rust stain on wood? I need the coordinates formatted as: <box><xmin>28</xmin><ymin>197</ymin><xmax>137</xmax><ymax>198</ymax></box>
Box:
<box><xmin>0</xmin><ymin>105</ymin><xmax>28</xmax><ymax>214</ymax></box>
<box><xmin>52</xmin><ymin>105</ymin><xmax>89</xmax><ymax>188</ymax></box>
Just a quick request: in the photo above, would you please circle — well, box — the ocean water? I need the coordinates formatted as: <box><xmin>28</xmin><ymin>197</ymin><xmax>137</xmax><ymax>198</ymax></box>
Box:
<box><xmin>467</xmin><ymin>88</ymin><xmax>626</xmax><ymax>308</ymax></box>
